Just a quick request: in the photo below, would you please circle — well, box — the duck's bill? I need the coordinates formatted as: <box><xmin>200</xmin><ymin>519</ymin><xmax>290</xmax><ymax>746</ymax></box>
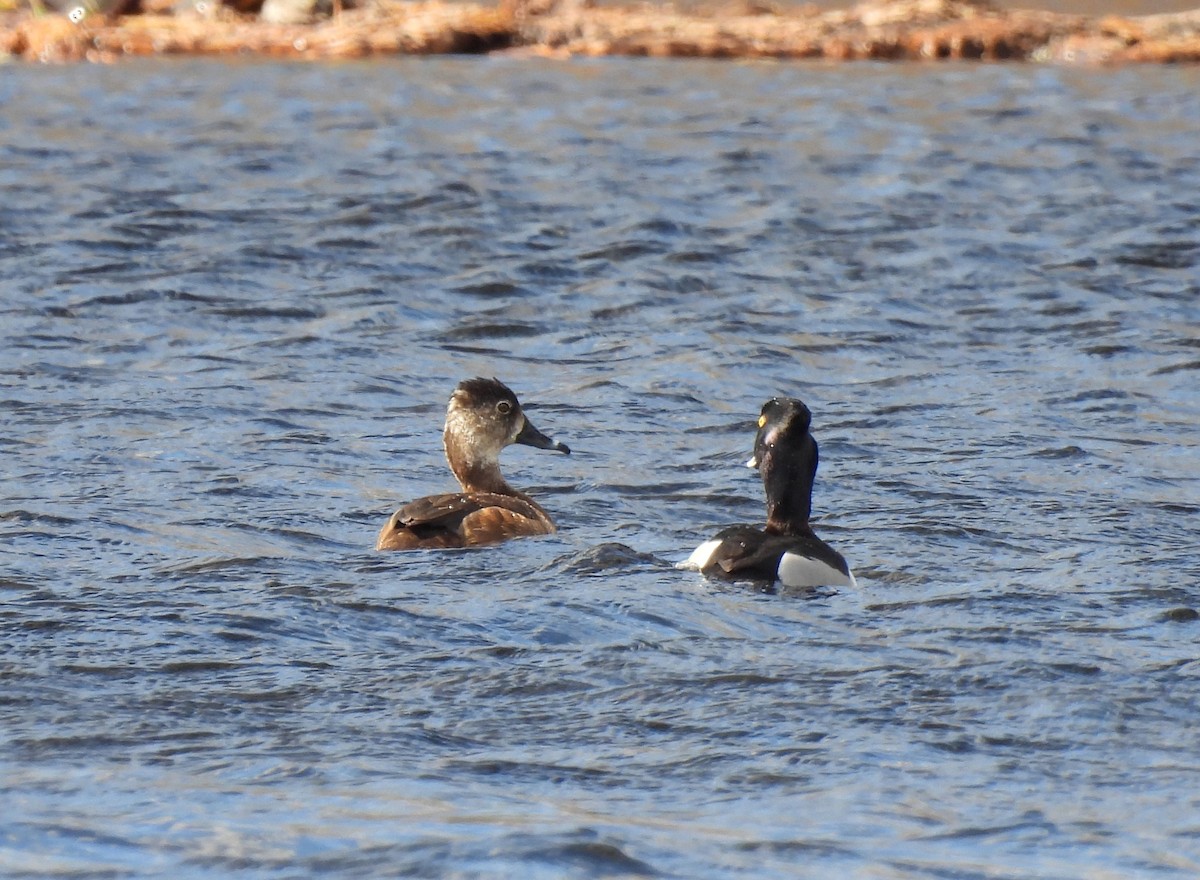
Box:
<box><xmin>516</xmin><ymin>417</ymin><xmax>571</xmax><ymax>454</ymax></box>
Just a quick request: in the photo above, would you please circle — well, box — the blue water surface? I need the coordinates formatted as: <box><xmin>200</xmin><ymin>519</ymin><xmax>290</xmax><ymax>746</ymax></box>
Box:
<box><xmin>2</xmin><ymin>57</ymin><xmax>1199</xmax><ymax>879</ymax></box>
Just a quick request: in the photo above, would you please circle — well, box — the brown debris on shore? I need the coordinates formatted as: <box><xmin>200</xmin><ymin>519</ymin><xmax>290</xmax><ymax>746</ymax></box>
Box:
<box><xmin>2</xmin><ymin>0</ymin><xmax>1199</xmax><ymax>62</ymax></box>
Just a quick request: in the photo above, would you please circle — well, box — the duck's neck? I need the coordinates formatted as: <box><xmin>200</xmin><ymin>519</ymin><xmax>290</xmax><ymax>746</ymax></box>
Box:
<box><xmin>444</xmin><ymin>430</ymin><xmax>515</xmax><ymax>495</ymax></box>
<box><xmin>763</xmin><ymin>434</ymin><xmax>818</xmax><ymax>537</ymax></box>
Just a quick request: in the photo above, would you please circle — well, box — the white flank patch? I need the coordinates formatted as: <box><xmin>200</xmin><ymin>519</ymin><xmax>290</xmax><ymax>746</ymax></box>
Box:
<box><xmin>778</xmin><ymin>552</ymin><xmax>857</xmax><ymax>589</ymax></box>
<box><xmin>677</xmin><ymin>539</ymin><xmax>722</xmax><ymax>571</ymax></box>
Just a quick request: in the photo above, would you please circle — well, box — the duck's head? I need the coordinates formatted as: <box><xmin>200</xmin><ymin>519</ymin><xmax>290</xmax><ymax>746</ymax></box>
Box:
<box><xmin>444</xmin><ymin>377</ymin><xmax>570</xmax><ymax>474</ymax></box>
<box><xmin>746</xmin><ymin>396</ymin><xmax>818</xmax><ymax>533</ymax></box>
<box><xmin>746</xmin><ymin>397</ymin><xmax>813</xmax><ymax>471</ymax></box>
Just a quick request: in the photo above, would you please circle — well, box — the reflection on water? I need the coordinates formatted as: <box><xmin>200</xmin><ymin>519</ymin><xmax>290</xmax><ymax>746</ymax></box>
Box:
<box><xmin>2</xmin><ymin>58</ymin><xmax>1199</xmax><ymax>879</ymax></box>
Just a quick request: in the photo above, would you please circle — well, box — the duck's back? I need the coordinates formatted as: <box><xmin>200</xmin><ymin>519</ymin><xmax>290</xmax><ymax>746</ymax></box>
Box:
<box><xmin>688</xmin><ymin>524</ymin><xmax>855</xmax><ymax>589</ymax></box>
<box><xmin>376</xmin><ymin>491</ymin><xmax>556</xmax><ymax>550</ymax></box>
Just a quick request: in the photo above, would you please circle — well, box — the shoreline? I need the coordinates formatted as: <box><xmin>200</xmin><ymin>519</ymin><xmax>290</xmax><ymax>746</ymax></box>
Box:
<box><xmin>4</xmin><ymin>0</ymin><xmax>1200</xmax><ymax>63</ymax></box>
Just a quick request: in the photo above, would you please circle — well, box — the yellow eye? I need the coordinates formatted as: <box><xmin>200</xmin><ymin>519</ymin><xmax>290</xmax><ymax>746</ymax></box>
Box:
<box><xmin>497</xmin><ymin>401</ymin><xmax>512</xmax><ymax>415</ymax></box>
<box><xmin>758</xmin><ymin>415</ymin><xmax>767</xmax><ymax>427</ymax></box>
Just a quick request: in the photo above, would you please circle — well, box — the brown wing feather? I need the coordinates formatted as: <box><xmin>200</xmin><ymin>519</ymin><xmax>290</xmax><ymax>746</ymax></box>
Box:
<box><xmin>394</xmin><ymin>493</ymin><xmax>487</xmax><ymax>529</ymax></box>
<box><xmin>376</xmin><ymin>491</ymin><xmax>554</xmax><ymax>551</ymax></box>
<box><xmin>376</xmin><ymin>522</ymin><xmax>461</xmax><ymax>551</ymax></box>
<box><xmin>457</xmin><ymin>505</ymin><xmax>555</xmax><ymax>545</ymax></box>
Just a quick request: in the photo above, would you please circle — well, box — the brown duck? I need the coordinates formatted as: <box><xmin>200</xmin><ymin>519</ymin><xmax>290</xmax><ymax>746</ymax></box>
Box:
<box><xmin>376</xmin><ymin>377</ymin><xmax>570</xmax><ymax>551</ymax></box>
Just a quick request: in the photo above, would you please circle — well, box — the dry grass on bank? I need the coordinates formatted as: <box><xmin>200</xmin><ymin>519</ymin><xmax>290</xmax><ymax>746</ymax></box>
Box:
<box><xmin>2</xmin><ymin>0</ymin><xmax>1199</xmax><ymax>63</ymax></box>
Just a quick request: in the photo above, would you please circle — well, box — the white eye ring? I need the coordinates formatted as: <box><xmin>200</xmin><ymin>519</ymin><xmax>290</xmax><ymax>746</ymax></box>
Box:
<box><xmin>497</xmin><ymin>401</ymin><xmax>512</xmax><ymax>415</ymax></box>
<box><xmin>69</xmin><ymin>5</ymin><xmax>86</xmax><ymax>21</ymax></box>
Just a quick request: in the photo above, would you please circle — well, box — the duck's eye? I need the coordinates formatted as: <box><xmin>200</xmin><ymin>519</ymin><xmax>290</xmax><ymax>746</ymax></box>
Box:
<box><xmin>496</xmin><ymin>401</ymin><xmax>512</xmax><ymax>415</ymax></box>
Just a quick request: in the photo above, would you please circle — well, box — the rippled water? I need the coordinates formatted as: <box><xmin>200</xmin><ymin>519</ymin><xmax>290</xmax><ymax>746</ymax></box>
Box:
<box><xmin>3</xmin><ymin>58</ymin><xmax>1199</xmax><ymax>878</ymax></box>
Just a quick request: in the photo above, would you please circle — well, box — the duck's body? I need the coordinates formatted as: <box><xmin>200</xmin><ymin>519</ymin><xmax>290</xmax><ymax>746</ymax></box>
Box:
<box><xmin>376</xmin><ymin>377</ymin><xmax>569</xmax><ymax>551</ymax></box>
<box><xmin>376</xmin><ymin>490</ymin><xmax>557</xmax><ymax>551</ymax></box>
<box><xmin>680</xmin><ymin>397</ymin><xmax>855</xmax><ymax>589</ymax></box>
<box><xmin>686</xmin><ymin>525</ymin><xmax>855</xmax><ymax>589</ymax></box>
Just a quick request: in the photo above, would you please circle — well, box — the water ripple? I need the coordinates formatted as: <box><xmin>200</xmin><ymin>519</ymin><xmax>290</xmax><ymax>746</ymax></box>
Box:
<box><xmin>1</xmin><ymin>58</ymin><xmax>1199</xmax><ymax>880</ymax></box>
